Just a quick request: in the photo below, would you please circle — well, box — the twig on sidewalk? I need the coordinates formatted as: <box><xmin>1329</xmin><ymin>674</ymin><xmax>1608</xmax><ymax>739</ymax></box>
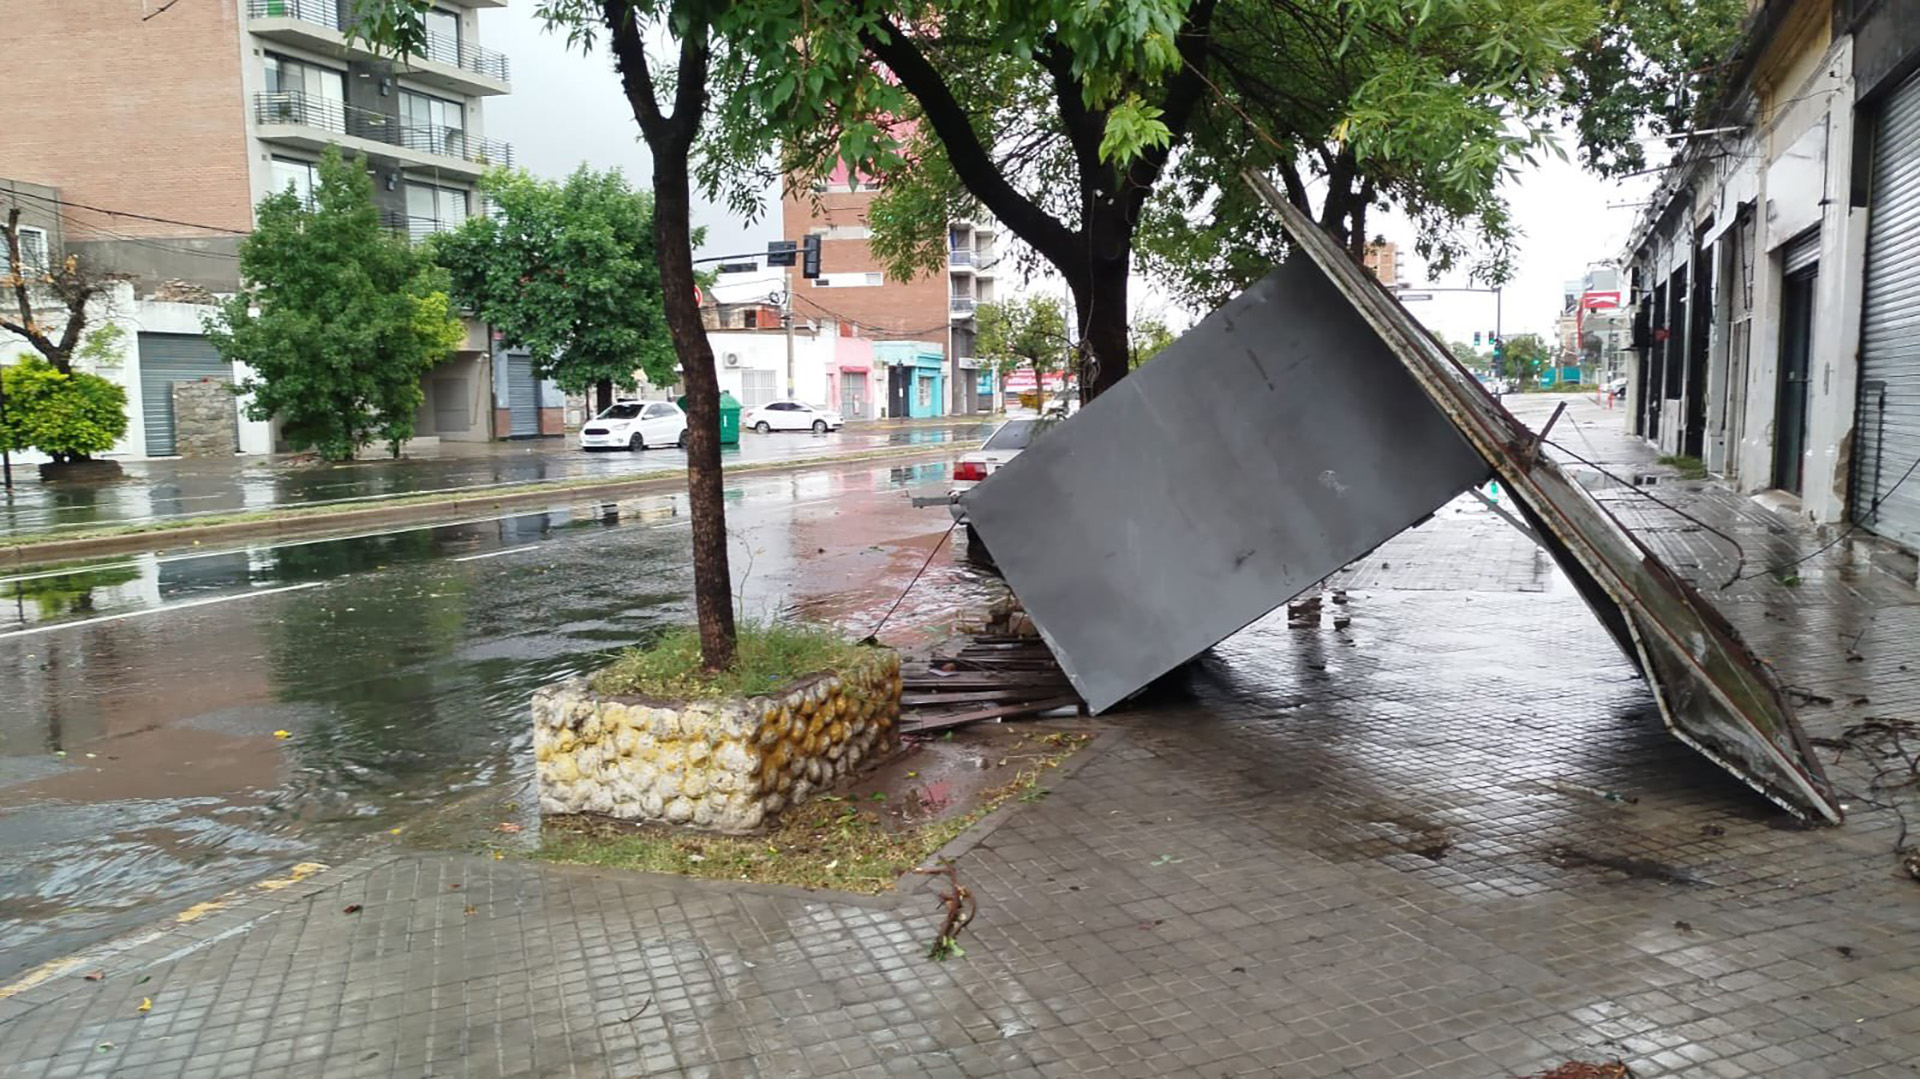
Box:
<box><xmin>605</xmin><ymin>998</ymin><xmax>653</xmax><ymax>1025</ymax></box>
<box><xmin>911</xmin><ymin>862</ymin><xmax>976</xmax><ymax>960</ymax></box>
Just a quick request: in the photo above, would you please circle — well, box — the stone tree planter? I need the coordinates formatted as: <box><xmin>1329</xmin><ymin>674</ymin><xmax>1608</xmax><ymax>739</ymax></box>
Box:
<box><xmin>532</xmin><ymin>649</ymin><xmax>902</xmax><ymax>833</ymax></box>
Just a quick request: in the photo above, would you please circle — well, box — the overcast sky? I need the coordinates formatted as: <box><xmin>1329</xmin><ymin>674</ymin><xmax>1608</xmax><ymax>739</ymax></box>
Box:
<box><xmin>480</xmin><ymin>7</ymin><xmax>1660</xmax><ymax>347</ymax></box>
<box><xmin>478</xmin><ymin>5</ymin><xmax>775</xmax><ymax>260</ymax></box>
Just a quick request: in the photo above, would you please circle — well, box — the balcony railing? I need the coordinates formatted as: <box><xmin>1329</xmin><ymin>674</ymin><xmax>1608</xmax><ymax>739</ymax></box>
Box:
<box><xmin>378</xmin><ymin>210</ymin><xmax>465</xmax><ymax>244</ymax></box>
<box><xmin>950</xmin><ymin>296</ymin><xmax>976</xmax><ymax>314</ymax></box>
<box><xmin>949</xmin><ymin>248</ymin><xmax>973</xmax><ymax>266</ymax></box>
<box><xmin>245</xmin><ymin>1</ymin><xmax>510</xmax><ymax>82</ymax></box>
<box><xmin>254</xmin><ymin>92</ymin><xmax>513</xmax><ymax>167</ymax></box>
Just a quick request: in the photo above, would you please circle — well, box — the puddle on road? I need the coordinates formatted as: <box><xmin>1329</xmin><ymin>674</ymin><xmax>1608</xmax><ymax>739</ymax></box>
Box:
<box><xmin>0</xmin><ymin>456</ymin><xmax>990</xmax><ymax>978</ymax></box>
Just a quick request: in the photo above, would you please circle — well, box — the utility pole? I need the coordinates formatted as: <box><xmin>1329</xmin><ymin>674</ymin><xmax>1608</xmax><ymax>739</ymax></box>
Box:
<box><xmin>782</xmin><ymin>271</ymin><xmax>796</xmax><ymax>399</ymax></box>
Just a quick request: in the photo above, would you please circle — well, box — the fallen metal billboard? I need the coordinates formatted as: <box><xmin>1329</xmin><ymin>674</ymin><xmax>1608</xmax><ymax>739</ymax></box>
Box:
<box><xmin>960</xmin><ymin>171</ymin><xmax>1841</xmax><ymax>824</ymax></box>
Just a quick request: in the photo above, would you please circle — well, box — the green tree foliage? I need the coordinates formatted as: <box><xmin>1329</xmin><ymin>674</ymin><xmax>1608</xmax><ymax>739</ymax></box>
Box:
<box><xmin>1138</xmin><ymin>0</ymin><xmax>1748</xmax><ymax>312</ymax></box>
<box><xmin>1561</xmin><ymin>0</ymin><xmax>1751</xmax><ymax>177</ymax></box>
<box><xmin>207</xmin><ymin>147</ymin><xmax>464</xmax><ymax>461</ymax></box>
<box><xmin>431</xmin><ymin>167</ymin><xmax>676</xmax><ymax>402</ymax></box>
<box><xmin>1499</xmin><ymin>333</ymin><xmax>1550</xmax><ymax>388</ymax></box>
<box><xmin>1448</xmin><ymin>340</ymin><xmax>1490</xmax><ymax>372</ymax></box>
<box><xmin>0</xmin><ymin>355</ymin><xmax>128</xmax><ymax>463</ymax></box>
<box><xmin>1129</xmin><ymin>317</ymin><xmax>1176</xmax><ymax>368</ymax></box>
<box><xmin>708</xmin><ymin>0</ymin><xmax>1218</xmax><ymax>400</ymax></box>
<box><xmin>716</xmin><ymin>0</ymin><xmax>1741</xmax><ymax>343</ymax></box>
<box><xmin>975</xmin><ymin>296</ymin><xmax>1069</xmax><ymax>383</ymax></box>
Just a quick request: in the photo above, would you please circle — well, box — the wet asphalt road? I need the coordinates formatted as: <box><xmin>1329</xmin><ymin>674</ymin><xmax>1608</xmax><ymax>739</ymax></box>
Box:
<box><xmin>0</xmin><ymin>453</ymin><xmax>1000</xmax><ymax>981</ymax></box>
<box><xmin>0</xmin><ymin>420</ymin><xmax>994</xmax><ymax>538</ymax></box>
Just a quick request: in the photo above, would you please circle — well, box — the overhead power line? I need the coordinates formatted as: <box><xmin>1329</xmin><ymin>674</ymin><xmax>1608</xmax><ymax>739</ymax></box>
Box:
<box><xmin>0</xmin><ymin>186</ymin><xmax>249</xmax><ymax>237</ymax></box>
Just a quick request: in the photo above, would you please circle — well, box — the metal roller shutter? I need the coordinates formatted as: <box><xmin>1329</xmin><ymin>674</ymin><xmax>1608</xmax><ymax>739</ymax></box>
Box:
<box><xmin>1782</xmin><ymin>229</ymin><xmax>1820</xmax><ymax>275</ymax></box>
<box><xmin>507</xmin><ymin>354</ymin><xmax>537</xmax><ymax>436</ymax></box>
<box><xmin>138</xmin><ymin>333</ymin><xmax>231</xmax><ymax>457</ymax></box>
<box><xmin>1853</xmin><ymin>72</ymin><xmax>1920</xmax><ymax>546</ymax></box>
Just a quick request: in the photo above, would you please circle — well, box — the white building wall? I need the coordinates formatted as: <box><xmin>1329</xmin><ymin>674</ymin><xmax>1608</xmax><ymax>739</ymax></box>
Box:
<box><xmin>1733</xmin><ymin>34</ymin><xmax>1859</xmax><ymax>522</ymax></box>
<box><xmin>1633</xmin><ymin>28</ymin><xmax>1867</xmax><ymax>528</ymax></box>
<box><xmin>708</xmin><ymin>329</ymin><xmax>834</xmax><ymax>407</ymax></box>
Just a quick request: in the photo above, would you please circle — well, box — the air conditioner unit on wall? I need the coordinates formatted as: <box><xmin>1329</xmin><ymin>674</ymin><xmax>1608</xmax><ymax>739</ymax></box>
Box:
<box><xmin>724</xmin><ymin>353</ymin><xmax>742</xmax><ymax>367</ymax></box>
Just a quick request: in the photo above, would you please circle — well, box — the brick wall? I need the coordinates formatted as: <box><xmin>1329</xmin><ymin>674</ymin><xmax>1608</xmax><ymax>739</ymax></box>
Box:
<box><xmin>9</xmin><ymin>1</ymin><xmax>252</xmax><ymax>242</ymax></box>
<box><xmin>782</xmin><ymin>188</ymin><xmax>949</xmax><ymax>352</ymax></box>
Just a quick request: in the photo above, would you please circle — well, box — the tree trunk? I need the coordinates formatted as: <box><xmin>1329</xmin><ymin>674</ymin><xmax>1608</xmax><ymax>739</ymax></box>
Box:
<box><xmin>653</xmin><ymin>143</ymin><xmax>736</xmax><ymax>671</ymax></box>
<box><xmin>1071</xmin><ymin>248</ymin><xmax>1132</xmax><ymax>402</ymax></box>
<box><xmin>594</xmin><ymin>378</ymin><xmax>614</xmax><ymax>415</ymax></box>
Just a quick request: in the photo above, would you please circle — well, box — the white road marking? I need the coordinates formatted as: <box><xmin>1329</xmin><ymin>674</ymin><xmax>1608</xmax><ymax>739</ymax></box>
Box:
<box><xmin>0</xmin><ymin>581</ymin><xmax>324</xmax><ymax>640</ymax></box>
<box><xmin>451</xmin><ymin>544</ymin><xmax>546</xmax><ymax>562</ymax></box>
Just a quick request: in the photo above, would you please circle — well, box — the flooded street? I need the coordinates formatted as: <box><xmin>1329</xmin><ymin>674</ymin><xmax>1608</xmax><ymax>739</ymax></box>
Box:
<box><xmin>0</xmin><ymin>453</ymin><xmax>1000</xmax><ymax>979</ymax></box>
<box><xmin>0</xmin><ymin>420</ymin><xmax>993</xmax><ymax>538</ymax></box>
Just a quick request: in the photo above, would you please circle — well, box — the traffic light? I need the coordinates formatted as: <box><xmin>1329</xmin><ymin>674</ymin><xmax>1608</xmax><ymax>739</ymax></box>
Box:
<box><xmin>766</xmin><ymin>239</ymin><xmax>797</xmax><ymax>267</ymax></box>
<box><xmin>802</xmin><ymin>233</ymin><xmax>822</xmax><ymax>280</ymax></box>
<box><xmin>1472</xmin><ymin>331</ymin><xmax>1481</xmax><ymax>346</ymax></box>
<box><xmin>1491</xmin><ymin>335</ymin><xmax>1506</xmax><ymax>375</ymax></box>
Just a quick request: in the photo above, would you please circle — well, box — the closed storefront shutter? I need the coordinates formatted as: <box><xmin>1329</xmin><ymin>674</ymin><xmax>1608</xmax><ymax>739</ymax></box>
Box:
<box><xmin>138</xmin><ymin>333</ymin><xmax>231</xmax><ymax>457</ymax></box>
<box><xmin>507</xmin><ymin>354</ymin><xmax>537</xmax><ymax>436</ymax></box>
<box><xmin>1853</xmin><ymin>72</ymin><xmax>1920</xmax><ymax>546</ymax></box>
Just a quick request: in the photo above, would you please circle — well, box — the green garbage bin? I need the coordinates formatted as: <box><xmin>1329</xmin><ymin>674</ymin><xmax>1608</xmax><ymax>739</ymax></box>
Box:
<box><xmin>677</xmin><ymin>391</ymin><xmax>742</xmax><ymax>446</ymax></box>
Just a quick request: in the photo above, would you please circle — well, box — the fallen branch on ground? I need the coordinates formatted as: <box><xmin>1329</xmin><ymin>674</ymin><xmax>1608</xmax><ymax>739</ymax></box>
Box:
<box><xmin>912</xmin><ymin>861</ymin><xmax>976</xmax><ymax>960</ymax></box>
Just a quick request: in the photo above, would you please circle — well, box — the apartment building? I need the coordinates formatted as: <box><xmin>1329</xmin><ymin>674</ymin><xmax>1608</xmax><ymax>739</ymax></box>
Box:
<box><xmin>2</xmin><ymin>0</ymin><xmax>553</xmax><ymax>457</ymax></box>
<box><xmin>1361</xmin><ymin>242</ymin><xmax>1399</xmax><ymax>286</ymax></box>
<box><xmin>781</xmin><ymin>171</ymin><xmax>1000</xmax><ymax>418</ymax></box>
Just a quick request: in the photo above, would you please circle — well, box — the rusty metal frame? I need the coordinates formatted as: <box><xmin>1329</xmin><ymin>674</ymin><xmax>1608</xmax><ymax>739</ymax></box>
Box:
<box><xmin>1245</xmin><ymin>170</ymin><xmax>1841</xmax><ymax>823</ymax></box>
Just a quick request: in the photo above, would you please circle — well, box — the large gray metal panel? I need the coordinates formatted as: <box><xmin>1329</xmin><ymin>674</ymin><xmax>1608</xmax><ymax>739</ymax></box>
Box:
<box><xmin>964</xmin><ymin>256</ymin><xmax>1490</xmax><ymax>713</ymax></box>
<box><xmin>1241</xmin><ymin>171</ymin><xmax>1839</xmax><ymax>823</ymax></box>
<box><xmin>1854</xmin><ymin>70</ymin><xmax>1920</xmax><ymax>548</ymax></box>
<box><xmin>138</xmin><ymin>332</ymin><xmax>230</xmax><ymax>457</ymax></box>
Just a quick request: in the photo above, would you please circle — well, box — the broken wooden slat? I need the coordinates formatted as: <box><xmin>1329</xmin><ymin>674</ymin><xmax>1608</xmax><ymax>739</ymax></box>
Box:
<box><xmin>901</xmin><ymin>687</ymin><xmax>1066</xmax><ymax>707</ymax></box>
<box><xmin>900</xmin><ymin>697</ymin><xmax>1082</xmax><ymax>734</ymax></box>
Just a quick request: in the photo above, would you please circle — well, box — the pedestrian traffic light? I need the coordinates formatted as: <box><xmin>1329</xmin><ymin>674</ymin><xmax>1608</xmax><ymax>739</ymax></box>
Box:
<box><xmin>802</xmin><ymin>233</ymin><xmax>822</xmax><ymax>280</ymax></box>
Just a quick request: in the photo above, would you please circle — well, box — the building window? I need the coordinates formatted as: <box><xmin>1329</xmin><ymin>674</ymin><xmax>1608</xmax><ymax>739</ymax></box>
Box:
<box><xmin>424</xmin><ymin>7</ymin><xmax>459</xmax><ymax>47</ymax></box>
<box><xmin>10</xmin><ymin>226</ymin><xmax>48</xmax><ymax>273</ymax></box>
<box><xmin>739</xmin><ymin>369</ymin><xmax>777</xmax><ymax>406</ymax></box>
<box><xmin>916</xmin><ymin>375</ymin><xmax>934</xmax><ymax>409</ymax></box>
<box><xmin>405</xmin><ymin>181</ymin><xmax>469</xmax><ymax>240</ymax></box>
<box><xmin>270</xmin><ymin>157</ymin><xmax>322</xmax><ymax>207</ymax></box>
<box><xmin>811</xmin><ymin>272</ymin><xmax>884</xmax><ymax>288</ymax></box>
<box><xmin>263</xmin><ymin>53</ymin><xmax>346</xmax><ymax>119</ymax></box>
<box><xmin>400</xmin><ymin>90</ymin><xmax>466</xmax><ymax>157</ymax></box>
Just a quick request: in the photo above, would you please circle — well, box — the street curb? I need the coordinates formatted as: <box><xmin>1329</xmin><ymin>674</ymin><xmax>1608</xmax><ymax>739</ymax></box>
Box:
<box><xmin>0</xmin><ymin>444</ymin><xmax>960</xmax><ymax>570</ymax></box>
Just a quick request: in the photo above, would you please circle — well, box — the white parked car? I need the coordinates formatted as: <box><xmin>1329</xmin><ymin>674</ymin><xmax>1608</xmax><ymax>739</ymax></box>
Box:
<box><xmin>742</xmin><ymin>400</ymin><xmax>844</xmax><ymax>433</ymax></box>
<box><xmin>948</xmin><ymin>415</ymin><xmax>1060</xmax><ymax>520</ymax></box>
<box><xmin>947</xmin><ymin>416</ymin><xmax>1062</xmax><ymax>568</ymax></box>
<box><xmin>578</xmin><ymin>400</ymin><xmax>688</xmax><ymax>451</ymax></box>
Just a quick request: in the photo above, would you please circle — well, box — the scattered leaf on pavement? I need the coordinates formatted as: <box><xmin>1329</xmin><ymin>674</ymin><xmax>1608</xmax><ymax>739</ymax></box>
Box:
<box><xmin>137</xmin><ymin>997</ymin><xmax>151</xmax><ymax>1013</ymax></box>
<box><xmin>82</xmin><ymin>971</ymin><xmax>104</xmax><ymax>982</ymax></box>
<box><xmin>342</xmin><ymin>904</ymin><xmax>363</xmax><ymax>915</ymax></box>
<box><xmin>272</xmin><ymin>730</ymin><xmax>292</xmax><ymax>740</ymax></box>
<box><xmin>495</xmin><ymin>822</ymin><xmax>523</xmax><ymax>834</ymax></box>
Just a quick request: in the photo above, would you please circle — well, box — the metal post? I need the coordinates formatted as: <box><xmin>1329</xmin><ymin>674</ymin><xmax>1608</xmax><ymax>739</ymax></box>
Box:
<box><xmin>783</xmin><ymin>271</ymin><xmax>796</xmax><ymax>399</ymax></box>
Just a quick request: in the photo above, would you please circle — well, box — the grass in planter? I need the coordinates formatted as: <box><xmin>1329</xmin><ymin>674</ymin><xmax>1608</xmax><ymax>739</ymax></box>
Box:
<box><xmin>590</xmin><ymin>621</ymin><xmax>869</xmax><ymax>700</ymax></box>
<box><xmin>538</xmin><ymin>732</ymin><xmax>1092</xmax><ymax>894</ymax></box>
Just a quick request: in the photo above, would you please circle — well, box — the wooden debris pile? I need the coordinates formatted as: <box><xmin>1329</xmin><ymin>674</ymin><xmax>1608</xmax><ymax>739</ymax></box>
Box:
<box><xmin>899</xmin><ymin>600</ymin><xmax>1084</xmax><ymax>734</ymax></box>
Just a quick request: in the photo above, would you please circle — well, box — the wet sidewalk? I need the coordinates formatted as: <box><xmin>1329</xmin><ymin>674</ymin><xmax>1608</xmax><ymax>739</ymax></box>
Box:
<box><xmin>0</xmin><ymin>416</ymin><xmax>994</xmax><ymax>540</ymax></box>
<box><xmin>5</xmin><ymin>396</ymin><xmax>1920</xmax><ymax>1078</ymax></box>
